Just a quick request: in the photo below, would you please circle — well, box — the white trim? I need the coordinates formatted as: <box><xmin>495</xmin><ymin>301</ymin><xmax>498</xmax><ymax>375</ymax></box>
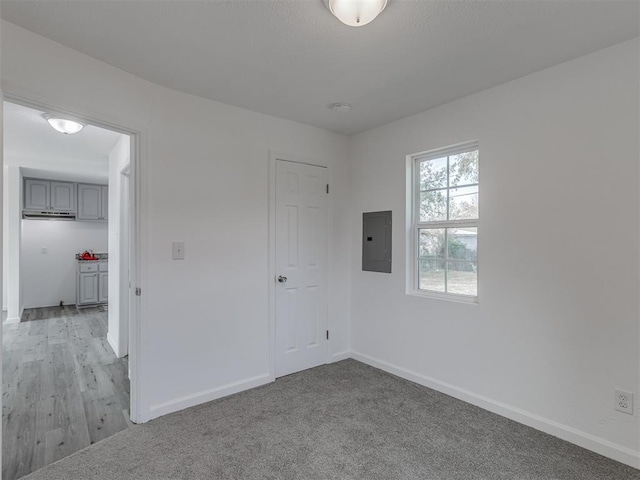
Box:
<box><xmin>331</xmin><ymin>350</ymin><xmax>351</xmax><ymax>362</ymax></box>
<box><xmin>2</xmin><ymin>90</ymin><xmax>149</xmax><ymax>424</ymax></box>
<box><xmin>5</xmin><ymin>166</ymin><xmax>22</xmax><ymax>324</ymax></box>
<box><xmin>413</xmin><ymin>140</ymin><xmax>480</xmax><ymax>162</ymax></box>
<box><xmin>4</xmin><ymin>302</ymin><xmax>23</xmax><ymax>324</ymax></box>
<box><xmin>149</xmin><ymin>373</ymin><xmax>272</xmax><ymax>419</ymax></box>
<box><xmin>406</xmin><ymin>289</ymin><xmax>478</xmax><ymax>305</ymax></box>
<box><xmin>268</xmin><ymin>150</ymin><xmax>332</xmax><ymax>380</ymax></box>
<box><xmin>129</xmin><ymin>123</ymin><xmax>148</xmax><ymax>423</ymax></box>
<box><xmin>117</xmin><ymin>162</ymin><xmax>131</xmax><ymax>358</ymax></box>
<box><xmin>351</xmin><ymin>350</ymin><xmax>640</xmax><ymax>469</ymax></box>
<box><xmin>268</xmin><ymin>153</ymin><xmax>277</xmax><ymax>382</ymax></box>
<box><xmin>107</xmin><ymin>331</ymin><xmax>120</xmax><ymax>358</ymax></box>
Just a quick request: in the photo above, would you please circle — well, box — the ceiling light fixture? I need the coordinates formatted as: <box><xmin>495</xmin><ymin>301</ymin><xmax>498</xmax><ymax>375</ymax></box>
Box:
<box><xmin>330</xmin><ymin>102</ymin><xmax>352</xmax><ymax>112</ymax></box>
<box><xmin>43</xmin><ymin>114</ymin><xmax>85</xmax><ymax>135</ymax></box>
<box><xmin>323</xmin><ymin>0</ymin><xmax>388</xmax><ymax>27</ymax></box>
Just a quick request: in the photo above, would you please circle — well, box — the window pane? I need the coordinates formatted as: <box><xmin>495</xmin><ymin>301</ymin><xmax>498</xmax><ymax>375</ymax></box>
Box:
<box><xmin>447</xmin><ymin>260</ymin><xmax>477</xmax><ymax>296</ymax></box>
<box><xmin>450</xmin><ymin>150</ymin><xmax>478</xmax><ymax>187</ymax></box>
<box><xmin>420</xmin><ymin>190</ymin><xmax>447</xmax><ymax>222</ymax></box>
<box><xmin>419</xmin><ymin>157</ymin><xmax>447</xmax><ymax>191</ymax></box>
<box><xmin>449</xmin><ymin>185</ymin><xmax>478</xmax><ymax>220</ymax></box>
<box><xmin>448</xmin><ymin>228</ymin><xmax>477</xmax><ymax>261</ymax></box>
<box><xmin>418</xmin><ymin>228</ymin><xmax>445</xmax><ymax>258</ymax></box>
<box><xmin>418</xmin><ymin>259</ymin><xmax>445</xmax><ymax>292</ymax></box>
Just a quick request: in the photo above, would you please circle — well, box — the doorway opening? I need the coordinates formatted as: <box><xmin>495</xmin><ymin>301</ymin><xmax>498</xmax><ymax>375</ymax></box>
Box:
<box><xmin>2</xmin><ymin>99</ymin><xmax>139</xmax><ymax>479</ymax></box>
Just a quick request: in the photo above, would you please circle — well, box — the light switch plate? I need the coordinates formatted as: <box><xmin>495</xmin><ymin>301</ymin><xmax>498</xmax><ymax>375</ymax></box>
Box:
<box><xmin>172</xmin><ymin>242</ymin><xmax>185</xmax><ymax>260</ymax></box>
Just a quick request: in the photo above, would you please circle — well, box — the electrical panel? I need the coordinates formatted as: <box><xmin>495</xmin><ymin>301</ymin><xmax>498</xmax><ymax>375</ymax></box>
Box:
<box><xmin>362</xmin><ymin>211</ymin><xmax>392</xmax><ymax>273</ymax></box>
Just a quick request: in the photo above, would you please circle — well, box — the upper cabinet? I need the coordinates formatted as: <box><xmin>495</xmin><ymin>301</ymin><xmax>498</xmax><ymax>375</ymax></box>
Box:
<box><xmin>24</xmin><ymin>179</ymin><xmax>50</xmax><ymax>210</ymax></box>
<box><xmin>51</xmin><ymin>182</ymin><xmax>76</xmax><ymax>211</ymax></box>
<box><xmin>77</xmin><ymin>183</ymin><xmax>108</xmax><ymax>221</ymax></box>
<box><xmin>24</xmin><ymin>179</ymin><xmax>75</xmax><ymax>212</ymax></box>
<box><xmin>23</xmin><ymin>177</ymin><xmax>107</xmax><ymax>221</ymax></box>
<box><xmin>101</xmin><ymin>184</ymin><xmax>109</xmax><ymax>221</ymax></box>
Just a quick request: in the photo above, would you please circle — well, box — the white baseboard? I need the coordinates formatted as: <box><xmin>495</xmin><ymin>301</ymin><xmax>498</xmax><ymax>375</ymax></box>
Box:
<box><xmin>149</xmin><ymin>373</ymin><xmax>273</xmax><ymax>419</ymax></box>
<box><xmin>331</xmin><ymin>350</ymin><xmax>351</xmax><ymax>362</ymax></box>
<box><xmin>5</xmin><ymin>305</ymin><xmax>25</xmax><ymax>324</ymax></box>
<box><xmin>107</xmin><ymin>332</ymin><xmax>120</xmax><ymax>358</ymax></box>
<box><xmin>351</xmin><ymin>350</ymin><xmax>640</xmax><ymax>470</ymax></box>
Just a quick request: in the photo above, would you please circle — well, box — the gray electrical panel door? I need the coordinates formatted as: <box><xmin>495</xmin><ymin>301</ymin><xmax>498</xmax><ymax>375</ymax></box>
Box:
<box><xmin>362</xmin><ymin>211</ymin><xmax>392</xmax><ymax>273</ymax></box>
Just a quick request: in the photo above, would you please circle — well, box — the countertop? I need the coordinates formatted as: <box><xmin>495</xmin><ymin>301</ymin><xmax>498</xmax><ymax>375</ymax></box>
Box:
<box><xmin>76</xmin><ymin>253</ymin><xmax>108</xmax><ymax>261</ymax></box>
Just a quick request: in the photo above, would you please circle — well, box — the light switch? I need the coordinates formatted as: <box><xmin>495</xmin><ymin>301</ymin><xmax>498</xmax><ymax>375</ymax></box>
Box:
<box><xmin>42</xmin><ymin>247</ymin><xmax>47</xmax><ymax>254</ymax></box>
<box><xmin>172</xmin><ymin>242</ymin><xmax>185</xmax><ymax>260</ymax></box>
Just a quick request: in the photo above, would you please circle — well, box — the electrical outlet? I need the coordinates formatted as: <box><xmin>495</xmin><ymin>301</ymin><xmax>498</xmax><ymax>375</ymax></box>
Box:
<box><xmin>615</xmin><ymin>389</ymin><xmax>634</xmax><ymax>415</ymax></box>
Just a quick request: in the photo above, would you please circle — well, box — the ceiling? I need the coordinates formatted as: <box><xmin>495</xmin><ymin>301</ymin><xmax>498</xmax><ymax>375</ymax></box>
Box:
<box><xmin>3</xmin><ymin>101</ymin><xmax>124</xmax><ymax>183</ymax></box>
<box><xmin>2</xmin><ymin>1</ymin><xmax>638</xmax><ymax>135</ymax></box>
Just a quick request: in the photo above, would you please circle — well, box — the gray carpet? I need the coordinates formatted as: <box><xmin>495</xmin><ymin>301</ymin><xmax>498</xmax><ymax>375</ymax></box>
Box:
<box><xmin>22</xmin><ymin>360</ymin><xmax>640</xmax><ymax>480</ymax></box>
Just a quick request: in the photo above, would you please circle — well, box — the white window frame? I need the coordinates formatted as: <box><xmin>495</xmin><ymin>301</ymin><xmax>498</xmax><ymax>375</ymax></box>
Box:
<box><xmin>406</xmin><ymin>141</ymin><xmax>479</xmax><ymax>304</ymax></box>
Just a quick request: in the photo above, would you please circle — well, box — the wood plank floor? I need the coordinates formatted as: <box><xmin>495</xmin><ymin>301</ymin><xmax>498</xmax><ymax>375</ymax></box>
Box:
<box><xmin>3</xmin><ymin>307</ymin><xmax>130</xmax><ymax>480</ymax></box>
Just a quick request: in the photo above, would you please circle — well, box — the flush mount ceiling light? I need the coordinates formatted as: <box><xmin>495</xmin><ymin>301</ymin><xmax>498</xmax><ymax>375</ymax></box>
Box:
<box><xmin>330</xmin><ymin>102</ymin><xmax>352</xmax><ymax>112</ymax></box>
<box><xmin>323</xmin><ymin>0</ymin><xmax>388</xmax><ymax>27</ymax></box>
<box><xmin>43</xmin><ymin>114</ymin><xmax>85</xmax><ymax>135</ymax></box>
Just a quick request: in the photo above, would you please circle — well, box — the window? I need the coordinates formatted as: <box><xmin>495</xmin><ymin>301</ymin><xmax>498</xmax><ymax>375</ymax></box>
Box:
<box><xmin>410</xmin><ymin>143</ymin><xmax>479</xmax><ymax>301</ymax></box>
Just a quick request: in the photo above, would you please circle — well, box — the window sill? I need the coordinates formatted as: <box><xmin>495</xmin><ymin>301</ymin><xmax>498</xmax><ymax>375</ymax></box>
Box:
<box><xmin>406</xmin><ymin>289</ymin><xmax>478</xmax><ymax>305</ymax></box>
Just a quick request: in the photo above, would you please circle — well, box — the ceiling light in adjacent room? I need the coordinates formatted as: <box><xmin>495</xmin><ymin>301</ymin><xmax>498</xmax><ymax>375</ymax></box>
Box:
<box><xmin>330</xmin><ymin>102</ymin><xmax>352</xmax><ymax>112</ymax></box>
<box><xmin>43</xmin><ymin>114</ymin><xmax>85</xmax><ymax>134</ymax></box>
<box><xmin>324</xmin><ymin>0</ymin><xmax>388</xmax><ymax>27</ymax></box>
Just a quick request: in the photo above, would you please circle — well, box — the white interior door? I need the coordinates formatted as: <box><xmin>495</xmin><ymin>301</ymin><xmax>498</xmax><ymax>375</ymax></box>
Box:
<box><xmin>275</xmin><ymin>160</ymin><xmax>328</xmax><ymax>377</ymax></box>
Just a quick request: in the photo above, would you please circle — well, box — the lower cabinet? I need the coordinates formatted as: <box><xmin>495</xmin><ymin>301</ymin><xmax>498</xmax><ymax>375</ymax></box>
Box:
<box><xmin>98</xmin><ymin>271</ymin><xmax>109</xmax><ymax>303</ymax></box>
<box><xmin>78</xmin><ymin>272</ymin><xmax>99</xmax><ymax>305</ymax></box>
<box><xmin>77</xmin><ymin>261</ymin><xmax>108</xmax><ymax>307</ymax></box>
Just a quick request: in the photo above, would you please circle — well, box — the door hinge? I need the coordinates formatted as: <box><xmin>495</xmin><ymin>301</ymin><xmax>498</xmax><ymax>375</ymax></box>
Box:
<box><xmin>326</xmin><ymin>184</ymin><xmax>329</xmax><ymax>194</ymax></box>
<box><xmin>135</xmin><ymin>287</ymin><xmax>141</xmax><ymax>296</ymax></box>
<box><xmin>326</xmin><ymin>330</ymin><xmax>329</xmax><ymax>340</ymax></box>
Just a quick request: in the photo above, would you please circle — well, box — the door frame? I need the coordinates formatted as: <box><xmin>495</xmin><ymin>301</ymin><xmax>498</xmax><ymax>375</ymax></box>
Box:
<box><xmin>2</xmin><ymin>91</ymin><xmax>147</xmax><ymax>423</ymax></box>
<box><xmin>119</xmin><ymin>163</ymin><xmax>131</xmax><ymax>358</ymax></box>
<box><xmin>267</xmin><ymin>150</ymin><xmax>333</xmax><ymax>380</ymax></box>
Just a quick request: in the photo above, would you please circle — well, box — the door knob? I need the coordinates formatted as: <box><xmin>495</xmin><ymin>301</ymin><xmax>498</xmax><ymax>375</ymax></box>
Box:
<box><xmin>277</xmin><ymin>275</ymin><xmax>287</xmax><ymax>283</ymax></box>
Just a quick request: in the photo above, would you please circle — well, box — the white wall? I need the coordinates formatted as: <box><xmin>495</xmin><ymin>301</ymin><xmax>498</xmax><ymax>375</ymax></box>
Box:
<box><xmin>0</xmin><ymin>94</ymin><xmax>3</xmax><ymax>478</ymax></box>
<box><xmin>21</xmin><ymin>219</ymin><xmax>107</xmax><ymax>308</ymax></box>
<box><xmin>108</xmin><ymin>135</ymin><xmax>130</xmax><ymax>357</ymax></box>
<box><xmin>348</xmin><ymin>38</ymin><xmax>640</xmax><ymax>467</ymax></box>
<box><xmin>4</xmin><ymin>166</ymin><xmax>22</xmax><ymax>322</ymax></box>
<box><xmin>0</xmin><ymin>20</ymin><xmax>351</xmax><ymax>419</ymax></box>
<box><xmin>2</xmin><ymin>166</ymin><xmax>7</xmax><ymax>311</ymax></box>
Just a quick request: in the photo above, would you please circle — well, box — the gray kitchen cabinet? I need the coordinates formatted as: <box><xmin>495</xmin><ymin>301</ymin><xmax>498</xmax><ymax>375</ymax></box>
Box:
<box><xmin>24</xmin><ymin>179</ymin><xmax>50</xmax><ymax>210</ymax></box>
<box><xmin>78</xmin><ymin>272</ymin><xmax>99</xmax><ymax>305</ymax></box>
<box><xmin>24</xmin><ymin>179</ymin><xmax>75</xmax><ymax>212</ymax></box>
<box><xmin>98</xmin><ymin>272</ymin><xmax>109</xmax><ymax>303</ymax></box>
<box><xmin>101</xmin><ymin>185</ymin><xmax>109</xmax><ymax>220</ymax></box>
<box><xmin>77</xmin><ymin>184</ymin><xmax>108</xmax><ymax>221</ymax></box>
<box><xmin>50</xmin><ymin>182</ymin><xmax>76</xmax><ymax>211</ymax></box>
<box><xmin>77</xmin><ymin>261</ymin><xmax>108</xmax><ymax>307</ymax></box>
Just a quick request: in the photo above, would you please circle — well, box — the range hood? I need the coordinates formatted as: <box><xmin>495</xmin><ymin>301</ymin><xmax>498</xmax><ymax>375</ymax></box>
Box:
<box><xmin>23</xmin><ymin>210</ymin><xmax>76</xmax><ymax>220</ymax></box>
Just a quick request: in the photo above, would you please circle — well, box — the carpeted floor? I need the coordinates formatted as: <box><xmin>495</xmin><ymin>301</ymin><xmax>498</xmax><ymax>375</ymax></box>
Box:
<box><xmin>22</xmin><ymin>360</ymin><xmax>640</xmax><ymax>480</ymax></box>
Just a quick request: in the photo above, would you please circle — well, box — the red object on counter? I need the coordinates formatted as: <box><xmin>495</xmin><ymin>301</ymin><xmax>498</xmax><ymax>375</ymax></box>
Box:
<box><xmin>80</xmin><ymin>250</ymin><xmax>98</xmax><ymax>260</ymax></box>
